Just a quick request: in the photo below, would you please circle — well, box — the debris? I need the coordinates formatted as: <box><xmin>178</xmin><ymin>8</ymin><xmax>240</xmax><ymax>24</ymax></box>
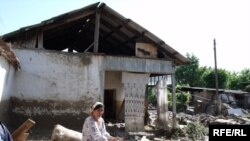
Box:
<box><xmin>12</xmin><ymin>118</ymin><xmax>35</xmax><ymax>141</ymax></box>
<box><xmin>25</xmin><ymin>104</ymin><xmax>250</xmax><ymax>140</ymax></box>
<box><xmin>212</xmin><ymin>119</ymin><xmax>239</xmax><ymax>125</ymax></box>
<box><xmin>51</xmin><ymin>124</ymin><xmax>82</xmax><ymax>141</ymax></box>
<box><xmin>228</xmin><ymin>108</ymin><xmax>244</xmax><ymax>116</ymax></box>
<box><xmin>141</xmin><ymin>136</ymin><xmax>150</xmax><ymax>141</ymax></box>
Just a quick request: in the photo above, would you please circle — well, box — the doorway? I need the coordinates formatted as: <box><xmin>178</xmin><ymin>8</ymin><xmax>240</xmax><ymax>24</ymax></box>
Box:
<box><xmin>104</xmin><ymin>89</ymin><xmax>116</xmax><ymax>120</ymax></box>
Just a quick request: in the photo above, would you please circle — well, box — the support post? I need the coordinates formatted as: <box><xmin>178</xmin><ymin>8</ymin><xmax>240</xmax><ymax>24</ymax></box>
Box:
<box><xmin>93</xmin><ymin>10</ymin><xmax>100</xmax><ymax>53</ymax></box>
<box><xmin>37</xmin><ymin>31</ymin><xmax>43</xmax><ymax>49</ymax></box>
<box><xmin>171</xmin><ymin>73</ymin><xmax>176</xmax><ymax>129</ymax></box>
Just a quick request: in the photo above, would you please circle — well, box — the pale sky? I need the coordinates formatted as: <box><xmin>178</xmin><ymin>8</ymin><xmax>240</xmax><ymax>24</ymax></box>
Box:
<box><xmin>0</xmin><ymin>0</ymin><xmax>249</xmax><ymax>72</ymax></box>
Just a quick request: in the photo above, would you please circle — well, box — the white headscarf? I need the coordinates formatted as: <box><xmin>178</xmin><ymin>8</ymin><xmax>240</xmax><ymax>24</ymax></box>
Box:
<box><xmin>90</xmin><ymin>102</ymin><xmax>104</xmax><ymax>113</ymax></box>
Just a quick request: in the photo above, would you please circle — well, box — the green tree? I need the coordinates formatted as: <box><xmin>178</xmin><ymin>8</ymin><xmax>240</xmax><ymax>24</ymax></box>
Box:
<box><xmin>226</xmin><ymin>72</ymin><xmax>240</xmax><ymax>89</ymax></box>
<box><xmin>168</xmin><ymin>90</ymin><xmax>191</xmax><ymax>112</ymax></box>
<box><xmin>176</xmin><ymin>53</ymin><xmax>203</xmax><ymax>87</ymax></box>
<box><xmin>237</xmin><ymin>69</ymin><xmax>250</xmax><ymax>90</ymax></box>
<box><xmin>176</xmin><ymin>53</ymin><xmax>250</xmax><ymax>91</ymax></box>
<box><xmin>198</xmin><ymin>66</ymin><xmax>210</xmax><ymax>87</ymax></box>
<box><xmin>238</xmin><ymin>69</ymin><xmax>250</xmax><ymax>82</ymax></box>
<box><xmin>227</xmin><ymin>69</ymin><xmax>250</xmax><ymax>90</ymax></box>
<box><xmin>202</xmin><ymin>68</ymin><xmax>230</xmax><ymax>89</ymax></box>
<box><xmin>147</xmin><ymin>86</ymin><xmax>156</xmax><ymax>105</ymax></box>
<box><xmin>245</xmin><ymin>85</ymin><xmax>250</xmax><ymax>92</ymax></box>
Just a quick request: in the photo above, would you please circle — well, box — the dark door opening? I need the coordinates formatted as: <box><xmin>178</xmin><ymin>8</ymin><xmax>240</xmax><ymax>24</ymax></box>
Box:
<box><xmin>104</xmin><ymin>89</ymin><xmax>116</xmax><ymax>120</ymax></box>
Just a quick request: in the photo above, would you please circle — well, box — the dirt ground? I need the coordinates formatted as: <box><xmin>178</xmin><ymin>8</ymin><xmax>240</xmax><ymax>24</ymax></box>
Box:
<box><xmin>25</xmin><ymin>107</ymin><xmax>250</xmax><ymax>141</ymax></box>
<box><xmin>25</xmin><ymin>109</ymin><xmax>171</xmax><ymax>141</ymax></box>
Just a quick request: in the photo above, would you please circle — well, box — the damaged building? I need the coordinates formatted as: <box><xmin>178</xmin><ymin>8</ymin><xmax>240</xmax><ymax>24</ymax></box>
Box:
<box><xmin>0</xmin><ymin>2</ymin><xmax>188</xmax><ymax>132</ymax></box>
<box><xmin>0</xmin><ymin>39</ymin><xmax>20</xmax><ymax>127</ymax></box>
<box><xmin>180</xmin><ymin>86</ymin><xmax>250</xmax><ymax>114</ymax></box>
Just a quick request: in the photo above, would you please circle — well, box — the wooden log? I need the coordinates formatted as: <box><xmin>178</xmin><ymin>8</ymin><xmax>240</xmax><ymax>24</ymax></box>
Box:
<box><xmin>16</xmin><ymin>133</ymin><xmax>29</xmax><ymax>141</ymax></box>
<box><xmin>51</xmin><ymin>124</ymin><xmax>82</xmax><ymax>141</ymax></box>
<box><xmin>12</xmin><ymin>119</ymin><xmax>35</xmax><ymax>141</ymax></box>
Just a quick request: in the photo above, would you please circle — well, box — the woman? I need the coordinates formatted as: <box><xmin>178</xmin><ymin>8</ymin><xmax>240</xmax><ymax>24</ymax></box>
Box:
<box><xmin>82</xmin><ymin>102</ymin><xmax>119</xmax><ymax>141</ymax></box>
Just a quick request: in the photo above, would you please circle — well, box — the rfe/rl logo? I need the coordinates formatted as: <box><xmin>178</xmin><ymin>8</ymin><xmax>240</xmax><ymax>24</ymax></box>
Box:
<box><xmin>209</xmin><ymin>125</ymin><xmax>250</xmax><ymax>140</ymax></box>
<box><xmin>213</xmin><ymin>129</ymin><xmax>247</xmax><ymax>136</ymax></box>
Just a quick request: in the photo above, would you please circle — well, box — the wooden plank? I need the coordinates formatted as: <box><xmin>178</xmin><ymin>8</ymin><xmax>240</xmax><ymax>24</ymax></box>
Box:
<box><xmin>12</xmin><ymin>119</ymin><xmax>35</xmax><ymax>141</ymax></box>
<box><xmin>98</xmin><ymin>34</ymin><xmax>132</xmax><ymax>55</ymax></box>
<box><xmin>101</xmin><ymin>15</ymin><xmax>132</xmax><ymax>40</ymax></box>
<box><xmin>103</xmin><ymin>24</ymin><xmax>123</xmax><ymax>40</ymax></box>
<box><xmin>43</xmin><ymin>10</ymin><xmax>95</xmax><ymax>31</ymax></box>
<box><xmin>102</xmin><ymin>9</ymin><xmax>139</xmax><ymax>36</ymax></box>
<box><xmin>93</xmin><ymin>10</ymin><xmax>100</xmax><ymax>53</ymax></box>
<box><xmin>135</xmin><ymin>42</ymin><xmax>157</xmax><ymax>58</ymax></box>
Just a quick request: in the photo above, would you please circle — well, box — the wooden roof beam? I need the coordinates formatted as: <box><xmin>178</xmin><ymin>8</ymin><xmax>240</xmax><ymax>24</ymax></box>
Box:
<box><xmin>93</xmin><ymin>10</ymin><xmax>100</xmax><ymax>53</ymax></box>
<box><xmin>117</xmin><ymin>30</ymin><xmax>147</xmax><ymax>48</ymax></box>
<box><xmin>101</xmin><ymin>11</ymin><xmax>143</xmax><ymax>38</ymax></box>
<box><xmin>100</xmin><ymin>19</ymin><xmax>131</xmax><ymax>41</ymax></box>
<box><xmin>103</xmin><ymin>24</ymin><xmax>122</xmax><ymax>40</ymax></box>
<box><xmin>43</xmin><ymin>10</ymin><xmax>95</xmax><ymax>31</ymax></box>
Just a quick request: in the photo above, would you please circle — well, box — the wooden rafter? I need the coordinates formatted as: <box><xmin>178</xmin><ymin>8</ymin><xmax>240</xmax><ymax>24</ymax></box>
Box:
<box><xmin>102</xmin><ymin>10</ymin><xmax>141</xmax><ymax>38</ymax></box>
<box><xmin>100</xmin><ymin>19</ymin><xmax>131</xmax><ymax>42</ymax></box>
<box><xmin>103</xmin><ymin>24</ymin><xmax>123</xmax><ymax>40</ymax></box>
<box><xmin>43</xmin><ymin>10</ymin><xmax>95</xmax><ymax>31</ymax></box>
<box><xmin>93</xmin><ymin>10</ymin><xmax>100</xmax><ymax>53</ymax></box>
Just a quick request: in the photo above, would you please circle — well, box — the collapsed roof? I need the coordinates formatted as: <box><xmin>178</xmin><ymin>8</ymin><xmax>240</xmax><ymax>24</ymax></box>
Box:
<box><xmin>2</xmin><ymin>2</ymin><xmax>188</xmax><ymax>65</ymax></box>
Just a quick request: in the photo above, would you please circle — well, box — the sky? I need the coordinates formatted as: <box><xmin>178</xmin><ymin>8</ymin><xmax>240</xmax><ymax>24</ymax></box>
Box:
<box><xmin>0</xmin><ymin>0</ymin><xmax>249</xmax><ymax>72</ymax></box>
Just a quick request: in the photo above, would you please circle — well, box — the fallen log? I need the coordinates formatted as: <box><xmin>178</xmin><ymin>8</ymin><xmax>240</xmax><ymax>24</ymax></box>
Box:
<box><xmin>12</xmin><ymin>119</ymin><xmax>35</xmax><ymax>141</ymax></box>
<box><xmin>51</xmin><ymin>124</ymin><xmax>82</xmax><ymax>141</ymax></box>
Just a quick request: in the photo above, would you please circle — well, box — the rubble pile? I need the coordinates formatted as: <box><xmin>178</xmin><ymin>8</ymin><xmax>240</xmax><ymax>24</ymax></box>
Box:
<box><xmin>178</xmin><ymin>111</ymin><xmax>250</xmax><ymax>126</ymax></box>
<box><xmin>25</xmin><ymin>105</ymin><xmax>250</xmax><ymax>141</ymax></box>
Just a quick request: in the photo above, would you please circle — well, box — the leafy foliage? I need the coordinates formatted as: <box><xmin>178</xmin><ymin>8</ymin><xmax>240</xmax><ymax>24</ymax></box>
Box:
<box><xmin>168</xmin><ymin>91</ymin><xmax>191</xmax><ymax>112</ymax></box>
<box><xmin>176</xmin><ymin>53</ymin><xmax>250</xmax><ymax>91</ymax></box>
<box><xmin>147</xmin><ymin>87</ymin><xmax>191</xmax><ymax>112</ymax></box>
<box><xmin>170</xmin><ymin>122</ymin><xmax>208</xmax><ymax>140</ymax></box>
<box><xmin>202</xmin><ymin>68</ymin><xmax>229</xmax><ymax>89</ymax></box>
<box><xmin>185</xmin><ymin>122</ymin><xmax>208</xmax><ymax>141</ymax></box>
<box><xmin>147</xmin><ymin>87</ymin><xmax>156</xmax><ymax>105</ymax></box>
<box><xmin>176</xmin><ymin>53</ymin><xmax>202</xmax><ymax>87</ymax></box>
<box><xmin>170</xmin><ymin>128</ymin><xmax>187</xmax><ymax>139</ymax></box>
<box><xmin>226</xmin><ymin>72</ymin><xmax>240</xmax><ymax>89</ymax></box>
<box><xmin>245</xmin><ymin>85</ymin><xmax>250</xmax><ymax>92</ymax></box>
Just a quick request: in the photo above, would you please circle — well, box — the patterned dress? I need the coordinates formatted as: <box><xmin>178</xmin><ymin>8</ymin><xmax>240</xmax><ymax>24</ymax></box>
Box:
<box><xmin>82</xmin><ymin>116</ymin><xmax>111</xmax><ymax>141</ymax></box>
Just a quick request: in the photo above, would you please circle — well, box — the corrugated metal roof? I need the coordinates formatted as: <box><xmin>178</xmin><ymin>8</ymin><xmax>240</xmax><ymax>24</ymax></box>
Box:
<box><xmin>2</xmin><ymin>2</ymin><xmax>189</xmax><ymax>65</ymax></box>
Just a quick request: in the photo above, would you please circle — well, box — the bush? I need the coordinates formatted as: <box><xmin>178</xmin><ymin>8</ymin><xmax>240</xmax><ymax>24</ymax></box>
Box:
<box><xmin>169</xmin><ymin>122</ymin><xmax>208</xmax><ymax>140</ymax></box>
<box><xmin>168</xmin><ymin>92</ymin><xmax>191</xmax><ymax>112</ymax></box>
<box><xmin>147</xmin><ymin>86</ymin><xmax>191</xmax><ymax>111</ymax></box>
<box><xmin>244</xmin><ymin>84</ymin><xmax>250</xmax><ymax>92</ymax></box>
<box><xmin>170</xmin><ymin>128</ymin><xmax>187</xmax><ymax>139</ymax></box>
<box><xmin>185</xmin><ymin>122</ymin><xmax>208</xmax><ymax>141</ymax></box>
<box><xmin>147</xmin><ymin>87</ymin><xmax>157</xmax><ymax>105</ymax></box>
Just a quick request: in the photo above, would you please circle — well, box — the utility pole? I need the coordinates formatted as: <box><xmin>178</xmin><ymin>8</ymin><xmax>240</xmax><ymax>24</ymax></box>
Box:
<box><xmin>213</xmin><ymin>39</ymin><xmax>221</xmax><ymax>114</ymax></box>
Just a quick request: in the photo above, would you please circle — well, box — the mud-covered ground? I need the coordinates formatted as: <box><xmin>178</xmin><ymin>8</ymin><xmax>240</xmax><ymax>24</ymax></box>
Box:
<box><xmin>26</xmin><ymin>107</ymin><xmax>250</xmax><ymax>141</ymax></box>
<box><xmin>26</xmin><ymin>109</ymin><xmax>169</xmax><ymax>141</ymax></box>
